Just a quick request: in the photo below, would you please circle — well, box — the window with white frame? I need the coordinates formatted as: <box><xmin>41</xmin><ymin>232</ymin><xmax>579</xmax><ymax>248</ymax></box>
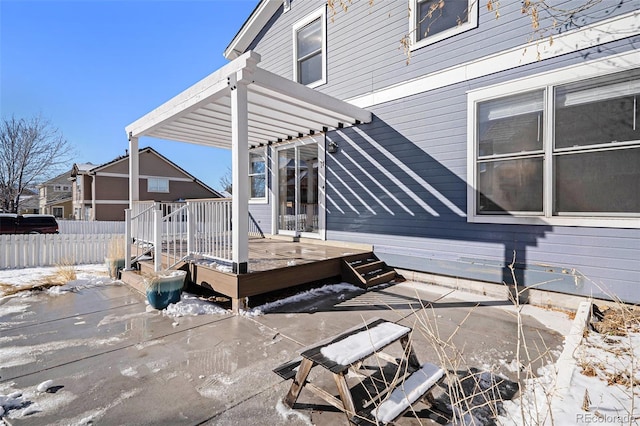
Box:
<box><xmin>249</xmin><ymin>149</ymin><xmax>266</xmax><ymax>200</ymax></box>
<box><xmin>147</xmin><ymin>177</ymin><xmax>169</xmax><ymax>193</ymax></box>
<box><xmin>293</xmin><ymin>7</ymin><xmax>326</xmax><ymax>88</ymax></box>
<box><xmin>469</xmin><ymin>68</ymin><xmax>640</xmax><ymax>227</ymax></box>
<box><xmin>411</xmin><ymin>0</ymin><xmax>478</xmax><ymax>50</ymax></box>
<box><xmin>52</xmin><ymin>207</ymin><xmax>63</xmax><ymax>218</ymax></box>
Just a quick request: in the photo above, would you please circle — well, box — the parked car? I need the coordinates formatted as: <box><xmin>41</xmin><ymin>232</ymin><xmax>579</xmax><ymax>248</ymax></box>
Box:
<box><xmin>0</xmin><ymin>214</ymin><xmax>59</xmax><ymax>234</ymax></box>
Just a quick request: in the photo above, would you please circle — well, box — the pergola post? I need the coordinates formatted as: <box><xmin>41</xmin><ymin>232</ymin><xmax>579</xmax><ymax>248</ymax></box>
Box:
<box><xmin>230</xmin><ymin>69</ymin><xmax>251</xmax><ymax>274</ymax></box>
<box><xmin>128</xmin><ymin>135</ymin><xmax>139</xmax><ymax>206</ymax></box>
<box><xmin>125</xmin><ymin>135</ymin><xmax>139</xmax><ymax>271</ymax></box>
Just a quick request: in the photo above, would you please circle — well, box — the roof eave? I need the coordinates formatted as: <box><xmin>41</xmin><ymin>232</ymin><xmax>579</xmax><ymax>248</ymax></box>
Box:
<box><xmin>223</xmin><ymin>0</ymin><xmax>281</xmax><ymax>60</ymax></box>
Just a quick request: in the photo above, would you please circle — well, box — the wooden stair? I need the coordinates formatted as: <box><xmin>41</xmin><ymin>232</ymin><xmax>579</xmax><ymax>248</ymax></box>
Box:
<box><xmin>341</xmin><ymin>253</ymin><xmax>400</xmax><ymax>289</ymax></box>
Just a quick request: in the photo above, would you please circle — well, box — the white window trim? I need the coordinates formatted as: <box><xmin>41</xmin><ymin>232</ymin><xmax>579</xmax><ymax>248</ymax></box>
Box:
<box><xmin>292</xmin><ymin>6</ymin><xmax>327</xmax><ymax>89</ymax></box>
<box><xmin>467</xmin><ymin>60</ymin><xmax>640</xmax><ymax>229</ymax></box>
<box><xmin>249</xmin><ymin>147</ymin><xmax>268</xmax><ymax>204</ymax></box>
<box><xmin>147</xmin><ymin>177</ymin><xmax>169</xmax><ymax>193</ymax></box>
<box><xmin>409</xmin><ymin>0</ymin><xmax>478</xmax><ymax>51</ymax></box>
<box><xmin>52</xmin><ymin>206</ymin><xmax>64</xmax><ymax>218</ymax></box>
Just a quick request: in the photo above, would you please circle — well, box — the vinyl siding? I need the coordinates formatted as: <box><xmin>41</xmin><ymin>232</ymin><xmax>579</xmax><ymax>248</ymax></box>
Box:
<box><xmin>245</xmin><ymin>0</ymin><xmax>640</xmax><ymax>302</ymax></box>
<box><xmin>250</xmin><ymin>0</ymin><xmax>639</xmax><ymax>99</ymax></box>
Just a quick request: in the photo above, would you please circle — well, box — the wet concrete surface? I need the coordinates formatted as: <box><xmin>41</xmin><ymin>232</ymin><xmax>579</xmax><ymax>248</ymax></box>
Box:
<box><xmin>0</xmin><ymin>279</ymin><xmax>568</xmax><ymax>425</ymax></box>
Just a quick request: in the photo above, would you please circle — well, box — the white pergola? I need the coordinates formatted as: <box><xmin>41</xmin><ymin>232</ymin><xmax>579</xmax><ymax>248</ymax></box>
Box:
<box><xmin>125</xmin><ymin>50</ymin><xmax>371</xmax><ymax>273</ymax></box>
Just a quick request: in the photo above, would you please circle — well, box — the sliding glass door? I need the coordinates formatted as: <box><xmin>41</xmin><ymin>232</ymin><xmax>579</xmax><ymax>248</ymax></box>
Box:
<box><xmin>277</xmin><ymin>141</ymin><xmax>320</xmax><ymax>237</ymax></box>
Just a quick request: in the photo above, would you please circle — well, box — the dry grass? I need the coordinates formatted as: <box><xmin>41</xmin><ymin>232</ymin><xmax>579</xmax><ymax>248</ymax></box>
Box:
<box><xmin>0</xmin><ymin>260</ymin><xmax>78</xmax><ymax>297</ymax></box>
<box><xmin>579</xmin><ymin>304</ymin><xmax>640</xmax><ymax>395</ymax></box>
<box><xmin>107</xmin><ymin>235</ymin><xmax>126</xmax><ymax>259</ymax></box>
<box><xmin>591</xmin><ymin>306</ymin><xmax>640</xmax><ymax>336</ymax></box>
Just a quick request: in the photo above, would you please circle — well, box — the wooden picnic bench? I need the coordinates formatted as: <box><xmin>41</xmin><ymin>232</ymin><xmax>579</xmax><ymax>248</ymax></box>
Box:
<box><xmin>273</xmin><ymin>317</ymin><xmax>445</xmax><ymax>425</ymax></box>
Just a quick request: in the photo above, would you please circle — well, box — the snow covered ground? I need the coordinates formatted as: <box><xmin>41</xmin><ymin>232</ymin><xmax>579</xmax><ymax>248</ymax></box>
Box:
<box><xmin>1</xmin><ymin>264</ymin><xmax>639</xmax><ymax>425</ymax></box>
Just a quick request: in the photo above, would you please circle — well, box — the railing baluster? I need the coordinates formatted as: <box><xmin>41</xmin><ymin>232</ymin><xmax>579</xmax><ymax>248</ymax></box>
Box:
<box><xmin>127</xmin><ymin>198</ymin><xmax>250</xmax><ymax>269</ymax></box>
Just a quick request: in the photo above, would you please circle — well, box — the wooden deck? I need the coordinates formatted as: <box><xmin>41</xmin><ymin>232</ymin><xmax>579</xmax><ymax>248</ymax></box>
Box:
<box><xmin>125</xmin><ymin>237</ymin><xmax>373</xmax><ymax>311</ymax></box>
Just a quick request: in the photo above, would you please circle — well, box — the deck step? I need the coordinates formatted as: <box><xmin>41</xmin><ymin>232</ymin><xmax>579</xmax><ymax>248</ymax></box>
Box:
<box><xmin>354</xmin><ymin>260</ymin><xmax>386</xmax><ymax>275</ymax></box>
<box><xmin>341</xmin><ymin>253</ymin><xmax>398</xmax><ymax>289</ymax></box>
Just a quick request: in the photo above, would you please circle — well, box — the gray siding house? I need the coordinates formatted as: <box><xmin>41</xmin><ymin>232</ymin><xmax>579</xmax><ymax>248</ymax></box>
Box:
<box><xmin>129</xmin><ymin>1</ymin><xmax>640</xmax><ymax>303</ymax></box>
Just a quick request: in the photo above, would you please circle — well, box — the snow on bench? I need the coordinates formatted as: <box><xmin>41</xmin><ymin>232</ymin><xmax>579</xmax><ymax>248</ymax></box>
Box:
<box><xmin>319</xmin><ymin>322</ymin><xmax>410</xmax><ymax>366</ymax></box>
<box><xmin>368</xmin><ymin>363</ymin><xmax>444</xmax><ymax>424</ymax></box>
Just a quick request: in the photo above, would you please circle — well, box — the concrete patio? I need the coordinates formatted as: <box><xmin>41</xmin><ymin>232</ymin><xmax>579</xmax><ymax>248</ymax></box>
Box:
<box><xmin>0</xmin><ymin>277</ymin><xmax>570</xmax><ymax>425</ymax></box>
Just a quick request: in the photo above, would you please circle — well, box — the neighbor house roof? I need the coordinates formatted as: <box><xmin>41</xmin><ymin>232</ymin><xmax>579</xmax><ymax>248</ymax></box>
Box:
<box><xmin>44</xmin><ymin>195</ymin><xmax>72</xmax><ymax>207</ymax></box>
<box><xmin>71</xmin><ymin>163</ymin><xmax>96</xmax><ymax>177</ymax></box>
<box><xmin>39</xmin><ymin>170</ymin><xmax>73</xmax><ymax>187</ymax></box>
<box><xmin>80</xmin><ymin>147</ymin><xmax>222</xmax><ymax>198</ymax></box>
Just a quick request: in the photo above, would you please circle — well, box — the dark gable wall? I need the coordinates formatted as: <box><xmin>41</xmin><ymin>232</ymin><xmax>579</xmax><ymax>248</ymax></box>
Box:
<box><xmin>246</xmin><ymin>0</ymin><xmax>640</xmax><ymax>302</ymax></box>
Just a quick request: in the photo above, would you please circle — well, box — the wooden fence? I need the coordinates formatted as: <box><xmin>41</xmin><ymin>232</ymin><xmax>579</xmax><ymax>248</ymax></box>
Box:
<box><xmin>58</xmin><ymin>220</ymin><xmax>125</xmax><ymax>234</ymax></box>
<box><xmin>0</xmin><ymin>234</ymin><xmax>120</xmax><ymax>269</ymax></box>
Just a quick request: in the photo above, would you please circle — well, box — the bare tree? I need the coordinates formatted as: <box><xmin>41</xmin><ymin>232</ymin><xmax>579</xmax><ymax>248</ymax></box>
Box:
<box><xmin>0</xmin><ymin>115</ymin><xmax>73</xmax><ymax>213</ymax></box>
<box><xmin>219</xmin><ymin>165</ymin><xmax>232</xmax><ymax>194</ymax></box>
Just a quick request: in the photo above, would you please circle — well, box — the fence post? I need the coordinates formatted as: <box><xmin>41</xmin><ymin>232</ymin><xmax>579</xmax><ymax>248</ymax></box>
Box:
<box><xmin>154</xmin><ymin>208</ymin><xmax>162</xmax><ymax>272</ymax></box>
<box><xmin>125</xmin><ymin>209</ymin><xmax>132</xmax><ymax>270</ymax></box>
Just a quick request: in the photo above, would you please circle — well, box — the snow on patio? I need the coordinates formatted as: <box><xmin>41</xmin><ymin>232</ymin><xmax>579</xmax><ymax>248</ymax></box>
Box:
<box><xmin>0</xmin><ymin>264</ymin><xmax>639</xmax><ymax>424</ymax></box>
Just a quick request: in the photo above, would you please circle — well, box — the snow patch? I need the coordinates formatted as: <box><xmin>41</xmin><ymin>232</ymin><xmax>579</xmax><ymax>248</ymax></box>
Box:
<box><xmin>36</xmin><ymin>380</ymin><xmax>54</xmax><ymax>393</ymax></box>
<box><xmin>320</xmin><ymin>322</ymin><xmax>409</xmax><ymax>366</ymax></box>
<box><xmin>275</xmin><ymin>398</ymin><xmax>313</xmax><ymax>425</ymax></box>
<box><xmin>120</xmin><ymin>366</ymin><xmax>137</xmax><ymax>377</ymax></box>
<box><xmin>0</xmin><ymin>337</ymin><xmax>122</xmax><ymax>368</ymax></box>
<box><xmin>241</xmin><ymin>282</ymin><xmax>362</xmax><ymax>317</ymax></box>
<box><xmin>163</xmin><ymin>293</ymin><xmax>228</xmax><ymax>317</ymax></box>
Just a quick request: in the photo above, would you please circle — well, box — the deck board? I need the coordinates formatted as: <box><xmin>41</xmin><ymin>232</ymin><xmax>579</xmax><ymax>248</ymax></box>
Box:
<box><xmin>132</xmin><ymin>238</ymin><xmax>373</xmax><ymax>307</ymax></box>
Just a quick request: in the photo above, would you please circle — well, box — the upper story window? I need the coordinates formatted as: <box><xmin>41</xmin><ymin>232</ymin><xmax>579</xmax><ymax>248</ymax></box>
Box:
<box><xmin>468</xmin><ymin>67</ymin><xmax>640</xmax><ymax>228</ymax></box>
<box><xmin>293</xmin><ymin>7</ymin><xmax>326</xmax><ymax>88</ymax></box>
<box><xmin>249</xmin><ymin>149</ymin><xmax>267</xmax><ymax>202</ymax></box>
<box><xmin>53</xmin><ymin>184</ymin><xmax>70</xmax><ymax>192</ymax></box>
<box><xmin>410</xmin><ymin>0</ymin><xmax>478</xmax><ymax>50</ymax></box>
<box><xmin>148</xmin><ymin>177</ymin><xmax>169</xmax><ymax>193</ymax></box>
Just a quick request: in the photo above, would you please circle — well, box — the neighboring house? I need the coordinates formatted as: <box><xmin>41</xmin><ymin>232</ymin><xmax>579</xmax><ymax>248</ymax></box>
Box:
<box><xmin>16</xmin><ymin>191</ymin><xmax>40</xmax><ymax>214</ymax></box>
<box><xmin>39</xmin><ymin>170</ymin><xmax>73</xmax><ymax>218</ymax></box>
<box><xmin>127</xmin><ymin>2</ymin><xmax>640</xmax><ymax>302</ymax></box>
<box><xmin>71</xmin><ymin>147</ymin><xmax>221</xmax><ymax>221</ymax></box>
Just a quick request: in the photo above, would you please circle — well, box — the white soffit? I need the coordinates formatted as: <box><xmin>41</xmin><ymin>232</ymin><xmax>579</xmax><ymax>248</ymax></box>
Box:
<box><xmin>125</xmin><ymin>51</ymin><xmax>371</xmax><ymax>149</ymax></box>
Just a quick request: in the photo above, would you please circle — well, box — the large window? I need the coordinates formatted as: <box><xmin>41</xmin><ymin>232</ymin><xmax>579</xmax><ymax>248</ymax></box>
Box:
<box><xmin>249</xmin><ymin>149</ymin><xmax>266</xmax><ymax>201</ymax></box>
<box><xmin>293</xmin><ymin>8</ymin><xmax>326</xmax><ymax>88</ymax></box>
<box><xmin>147</xmin><ymin>177</ymin><xmax>169</xmax><ymax>193</ymax></box>
<box><xmin>411</xmin><ymin>0</ymin><xmax>478</xmax><ymax>50</ymax></box>
<box><xmin>469</xmin><ymin>68</ymin><xmax>640</xmax><ymax>227</ymax></box>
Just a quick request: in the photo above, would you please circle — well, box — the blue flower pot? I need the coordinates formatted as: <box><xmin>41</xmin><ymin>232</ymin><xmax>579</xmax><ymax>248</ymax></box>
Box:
<box><xmin>144</xmin><ymin>271</ymin><xmax>186</xmax><ymax>310</ymax></box>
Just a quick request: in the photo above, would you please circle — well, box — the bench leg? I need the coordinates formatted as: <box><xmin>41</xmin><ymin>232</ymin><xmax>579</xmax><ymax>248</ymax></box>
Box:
<box><xmin>333</xmin><ymin>372</ymin><xmax>356</xmax><ymax>419</ymax></box>
<box><xmin>400</xmin><ymin>335</ymin><xmax>421</xmax><ymax>370</ymax></box>
<box><xmin>284</xmin><ymin>358</ymin><xmax>314</xmax><ymax>408</ymax></box>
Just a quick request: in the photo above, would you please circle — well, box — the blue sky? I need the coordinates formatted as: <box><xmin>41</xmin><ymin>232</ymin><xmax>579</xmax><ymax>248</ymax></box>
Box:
<box><xmin>1</xmin><ymin>0</ymin><xmax>260</xmax><ymax>190</ymax></box>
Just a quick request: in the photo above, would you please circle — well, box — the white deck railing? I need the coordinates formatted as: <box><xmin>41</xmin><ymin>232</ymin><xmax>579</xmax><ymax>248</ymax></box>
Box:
<box><xmin>126</xmin><ymin>199</ymin><xmax>261</xmax><ymax>272</ymax></box>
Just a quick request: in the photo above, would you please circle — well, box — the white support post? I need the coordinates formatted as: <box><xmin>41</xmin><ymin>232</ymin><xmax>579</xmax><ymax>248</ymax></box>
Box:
<box><xmin>186</xmin><ymin>201</ymin><xmax>194</xmax><ymax>256</ymax></box>
<box><xmin>125</xmin><ymin>208</ymin><xmax>132</xmax><ymax>270</ymax></box>
<box><xmin>154</xmin><ymin>208</ymin><xmax>162</xmax><ymax>272</ymax></box>
<box><xmin>129</xmin><ymin>135</ymin><xmax>139</xmax><ymax>207</ymax></box>
<box><xmin>230</xmin><ymin>69</ymin><xmax>251</xmax><ymax>274</ymax></box>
